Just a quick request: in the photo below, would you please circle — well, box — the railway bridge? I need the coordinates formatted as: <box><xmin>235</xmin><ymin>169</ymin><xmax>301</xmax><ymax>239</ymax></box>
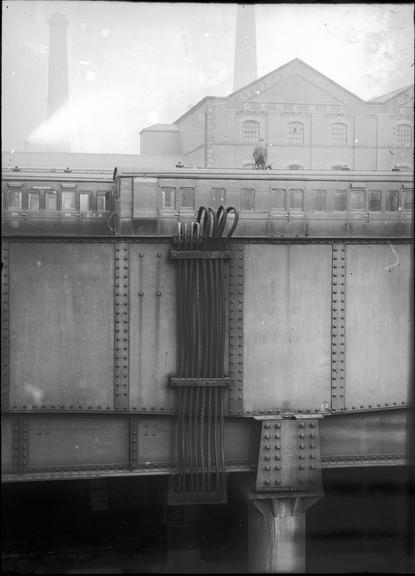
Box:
<box><xmin>1</xmin><ymin>166</ymin><xmax>413</xmax><ymax>572</ymax></box>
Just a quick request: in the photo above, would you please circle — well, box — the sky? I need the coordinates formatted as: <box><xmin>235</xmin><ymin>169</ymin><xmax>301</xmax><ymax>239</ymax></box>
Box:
<box><xmin>2</xmin><ymin>1</ymin><xmax>414</xmax><ymax>154</ymax></box>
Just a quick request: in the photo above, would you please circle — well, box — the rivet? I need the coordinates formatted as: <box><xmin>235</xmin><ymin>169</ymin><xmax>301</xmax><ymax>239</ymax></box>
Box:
<box><xmin>275</xmin><ymin>433</ymin><xmax>280</xmax><ymax>439</ymax></box>
<box><xmin>299</xmin><ymin>432</ymin><xmax>305</xmax><ymax>438</ymax></box>
<box><xmin>139</xmin><ymin>291</ymin><xmax>144</xmax><ymax>296</ymax></box>
<box><xmin>264</xmin><ymin>423</ymin><xmax>270</xmax><ymax>429</ymax></box>
<box><xmin>275</xmin><ymin>423</ymin><xmax>281</xmax><ymax>429</ymax></box>
<box><xmin>156</xmin><ymin>291</ymin><xmax>161</xmax><ymax>296</ymax></box>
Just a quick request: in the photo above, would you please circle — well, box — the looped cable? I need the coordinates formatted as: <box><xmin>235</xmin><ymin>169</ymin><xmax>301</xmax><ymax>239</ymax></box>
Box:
<box><xmin>225</xmin><ymin>207</ymin><xmax>239</xmax><ymax>239</ymax></box>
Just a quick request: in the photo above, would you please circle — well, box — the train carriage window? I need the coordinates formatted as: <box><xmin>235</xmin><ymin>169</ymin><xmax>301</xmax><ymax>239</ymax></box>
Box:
<box><xmin>7</xmin><ymin>190</ymin><xmax>23</xmax><ymax>210</ymax></box>
<box><xmin>211</xmin><ymin>187</ymin><xmax>226</xmax><ymax>208</ymax></box>
<box><xmin>45</xmin><ymin>191</ymin><xmax>58</xmax><ymax>210</ymax></box>
<box><xmin>161</xmin><ymin>187</ymin><xmax>176</xmax><ymax>209</ymax></box>
<box><xmin>289</xmin><ymin>189</ymin><xmax>304</xmax><ymax>211</ymax></box>
<box><xmin>96</xmin><ymin>192</ymin><xmax>108</xmax><ymax>212</ymax></box>
<box><xmin>271</xmin><ymin>188</ymin><xmax>286</xmax><ymax>210</ymax></box>
<box><xmin>334</xmin><ymin>190</ymin><xmax>347</xmax><ymax>211</ymax></box>
<box><xmin>241</xmin><ymin>188</ymin><xmax>255</xmax><ymax>211</ymax></box>
<box><xmin>313</xmin><ymin>189</ymin><xmax>327</xmax><ymax>211</ymax></box>
<box><xmin>79</xmin><ymin>192</ymin><xmax>89</xmax><ymax>212</ymax></box>
<box><xmin>385</xmin><ymin>190</ymin><xmax>399</xmax><ymax>211</ymax></box>
<box><xmin>368</xmin><ymin>190</ymin><xmax>382</xmax><ymax>211</ymax></box>
<box><xmin>61</xmin><ymin>191</ymin><xmax>76</xmax><ymax>210</ymax></box>
<box><xmin>28</xmin><ymin>192</ymin><xmax>40</xmax><ymax>211</ymax></box>
<box><xmin>350</xmin><ymin>190</ymin><xmax>365</xmax><ymax>211</ymax></box>
<box><xmin>180</xmin><ymin>187</ymin><xmax>195</xmax><ymax>209</ymax></box>
<box><xmin>400</xmin><ymin>189</ymin><xmax>413</xmax><ymax>211</ymax></box>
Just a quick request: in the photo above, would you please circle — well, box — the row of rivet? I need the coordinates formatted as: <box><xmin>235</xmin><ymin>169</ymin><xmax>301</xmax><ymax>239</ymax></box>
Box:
<box><xmin>228</xmin><ymin>245</ymin><xmax>244</xmax><ymax>415</ymax></box>
<box><xmin>322</xmin><ymin>453</ymin><xmax>407</xmax><ymax>464</ymax></box>
<box><xmin>259</xmin><ymin>421</ymin><xmax>321</xmax><ymax>488</ymax></box>
<box><xmin>1</xmin><ymin>242</ymin><xmax>9</xmax><ymax>409</ymax></box>
<box><xmin>4</xmin><ymin>401</ymin><xmax>408</xmax><ymax>414</ymax></box>
<box><xmin>331</xmin><ymin>243</ymin><xmax>346</xmax><ymax>411</ymax></box>
<box><xmin>130</xmin><ymin>416</ymin><xmax>138</xmax><ymax>470</ymax></box>
<box><xmin>12</xmin><ymin>415</ymin><xmax>20</xmax><ymax>473</ymax></box>
<box><xmin>114</xmin><ymin>243</ymin><xmax>129</xmax><ymax>410</ymax></box>
<box><xmin>21</xmin><ymin>416</ymin><xmax>28</xmax><ymax>472</ymax></box>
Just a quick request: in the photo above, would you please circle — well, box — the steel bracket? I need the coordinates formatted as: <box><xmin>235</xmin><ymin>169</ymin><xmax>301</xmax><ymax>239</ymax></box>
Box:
<box><xmin>256</xmin><ymin>418</ymin><xmax>322</xmax><ymax>493</ymax></box>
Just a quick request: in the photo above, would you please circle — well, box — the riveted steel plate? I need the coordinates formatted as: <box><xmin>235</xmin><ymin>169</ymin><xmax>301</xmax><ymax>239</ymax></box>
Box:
<box><xmin>114</xmin><ymin>243</ymin><xmax>129</xmax><ymax>410</ymax></box>
<box><xmin>1</xmin><ymin>241</ymin><xmax>10</xmax><ymax>409</ymax></box>
<box><xmin>345</xmin><ymin>244</ymin><xmax>411</xmax><ymax>408</ymax></box>
<box><xmin>243</xmin><ymin>244</ymin><xmax>332</xmax><ymax>412</ymax></box>
<box><xmin>228</xmin><ymin>244</ymin><xmax>244</xmax><ymax>414</ymax></box>
<box><xmin>26</xmin><ymin>415</ymin><xmax>129</xmax><ymax>470</ymax></box>
<box><xmin>256</xmin><ymin>419</ymin><xmax>322</xmax><ymax>491</ymax></box>
<box><xmin>1</xmin><ymin>416</ymin><xmax>14</xmax><ymax>473</ymax></box>
<box><xmin>8</xmin><ymin>243</ymin><xmax>115</xmax><ymax>410</ymax></box>
<box><xmin>320</xmin><ymin>409</ymin><xmax>409</xmax><ymax>463</ymax></box>
<box><xmin>129</xmin><ymin>244</ymin><xmax>176</xmax><ymax>411</ymax></box>
<box><xmin>136</xmin><ymin>418</ymin><xmax>174</xmax><ymax>466</ymax></box>
<box><xmin>331</xmin><ymin>243</ymin><xmax>346</xmax><ymax>411</ymax></box>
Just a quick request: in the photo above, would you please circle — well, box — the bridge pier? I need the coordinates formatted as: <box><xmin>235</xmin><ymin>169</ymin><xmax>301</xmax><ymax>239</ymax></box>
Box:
<box><xmin>248</xmin><ymin>494</ymin><xmax>321</xmax><ymax>573</ymax></box>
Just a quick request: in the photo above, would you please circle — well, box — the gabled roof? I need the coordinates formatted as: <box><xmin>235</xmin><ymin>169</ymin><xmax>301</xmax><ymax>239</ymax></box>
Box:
<box><xmin>228</xmin><ymin>57</ymin><xmax>366</xmax><ymax>105</ymax></box>
<box><xmin>368</xmin><ymin>84</ymin><xmax>414</xmax><ymax>103</ymax></box>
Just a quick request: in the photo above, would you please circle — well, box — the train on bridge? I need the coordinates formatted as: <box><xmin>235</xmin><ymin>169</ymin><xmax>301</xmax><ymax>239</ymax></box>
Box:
<box><xmin>1</xmin><ymin>166</ymin><xmax>412</xmax><ymax>572</ymax></box>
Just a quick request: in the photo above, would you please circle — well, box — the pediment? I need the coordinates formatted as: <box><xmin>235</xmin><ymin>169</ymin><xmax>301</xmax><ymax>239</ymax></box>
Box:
<box><xmin>230</xmin><ymin>58</ymin><xmax>363</xmax><ymax>107</ymax></box>
<box><xmin>249</xmin><ymin>74</ymin><xmax>344</xmax><ymax>105</ymax></box>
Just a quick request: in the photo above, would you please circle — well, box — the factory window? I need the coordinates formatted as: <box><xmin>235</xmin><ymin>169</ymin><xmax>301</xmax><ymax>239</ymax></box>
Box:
<box><xmin>211</xmin><ymin>188</ymin><xmax>226</xmax><ymax>208</ymax></box>
<box><xmin>350</xmin><ymin>190</ymin><xmax>365</xmax><ymax>211</ymax></box>
<box><xmin>313</xmin><ymin>189</ymin><xmax>327</xmax><ymax>211</ymax></box>
<box><xmin>161</xmin><ymin>187</ymin><xmax>176</xmax><ymax>209</ymax></box>
<box><xmin>180</xmin><ymin>187</ymin><xmax>195</xmax><ymax>208</ymax></box>
<box><xmin>45</xmin><ymin>191</ymin><xmax>58</xmax><ymax>211</ymax></box>
<box><xmin>331</xmin><ymin>123</ymin><xmax>347</xmax><ymax>146</ymax></box>
<box><xmin>96</xmin><ymin>192</ymin><xmax>107</xmax><ymax>212</ymax></box>
<box><xmin>385</xmin><ymin>190</ymin><xmax>399</xmax><ymax>211</ymax></box>
<box><xmin>271</xmin><ymin>188</ymin><xmax>286</xmax><ymax>210</ymax></box>
<box><xmin>334</xmin><ymin>190</ymin><xmax>347</xmax><ymax>211</ymax></box>
<box><xmin>288</xmin><ymin>122</ymin><xmax>304</xmax><ymax>145</ymax></box>
<box><xmin>8</xmin><ymin>190</ymin><xmax>23</xmax><ymax>210</ymax></box>
<box><xmin>61</xmin><ymin>191</ymin><xmax>76</xmax><ymax>210</ymax></box>
<box><xmin>395</xmin><ymin>124</ymin><xmax>412</xmax><ymax>148</ymax></box>
<box><xmin>368</xmin><ymin>190</ymin><xmax>382</xmax><ymax>211</ymax></box>
<box><xmin>79</xmin><ymin>192</ymin><xmax>89</xmax><ymax>212</ymax></box>
<box><xmin>401</xmin><ymin>189</ymin><xmax>413</xmax><ymax>211</ymax></box>
<box><xmin>28</xmin><ymin>192</ymin><xmax>40</xmax><ymax>211</ymax></box>
<box><xmin>242</xmin><ymin>121</ymin><xmax>260</xmax><ymax>143</ymax></box>
<box><xmin>289</xmin><ymin>189</ymin><xmax>304</xmax><ymax>211</ymax></box>
<box><xmin>241</xmin><ymin>188</ymin><xmax>255</xmax><ymax>211</ymax></box>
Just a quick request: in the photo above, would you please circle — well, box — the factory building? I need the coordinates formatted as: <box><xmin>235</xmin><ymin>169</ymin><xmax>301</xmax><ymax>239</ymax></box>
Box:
<box><xmin>140</xmin><ymin>57</ymin><xmax>414</xmax><ymax>171</ymax></box>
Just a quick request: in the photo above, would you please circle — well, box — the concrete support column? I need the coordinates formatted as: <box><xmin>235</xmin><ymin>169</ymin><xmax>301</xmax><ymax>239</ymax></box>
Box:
<box><xmin>248</xmin><ymin>495</ymin><xmax>321</xmax><ymax>573</ymax></box>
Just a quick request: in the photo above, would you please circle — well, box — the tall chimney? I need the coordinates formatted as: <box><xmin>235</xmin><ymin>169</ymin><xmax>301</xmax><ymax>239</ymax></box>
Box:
<box><xmin>233</xmin><ymin>4</ymin><xmax>257</xmax><ymax>92</ymax></box>
<box><xmin>47</xmin><ymin>13</ymin><xmax>69</xmax><ymax>118</ymax></box>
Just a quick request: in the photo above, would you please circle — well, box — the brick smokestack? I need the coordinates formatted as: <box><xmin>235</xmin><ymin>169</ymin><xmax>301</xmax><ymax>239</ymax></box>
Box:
<box><xmin>47</xmin><ymin>13</ymin><xmax>69</xmax><ymax>118</ymax></box>
<box><xmin>233</xmin><ymin>4</ymin><xmax>257</xmax><ymax>92</ymax></box>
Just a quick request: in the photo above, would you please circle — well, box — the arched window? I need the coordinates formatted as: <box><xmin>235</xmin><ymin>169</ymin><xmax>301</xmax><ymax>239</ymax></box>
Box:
<box><xmin>331</xmin><ymin>123</ymin><xmax>347</xmax><ymax>146</ymax></box>
<box><xmin>288</xmin><ymin>122</ymin><xmax>304</xmax><ymax>145</ymax></box>
<box><xmin>395</xmin><ymin>125</ymin><xmax>412</xmax><ymax>147</ymax></box>
<box><xmin>242</xmin><ymin>121</ymin><xmax>260</xmax><ymax>143</ymax></box>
